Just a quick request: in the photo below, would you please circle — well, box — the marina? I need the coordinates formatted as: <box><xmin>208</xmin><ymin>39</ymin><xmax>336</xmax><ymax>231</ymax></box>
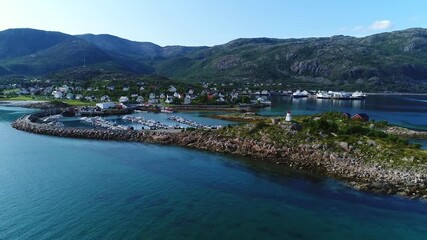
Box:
<box><xmin>122</xmin><ymin>115</ymin><xmax>176</xmax><ymax>130</ymax></box>
<box><xmin>80</xmin><ymin>116</ymin><xmax>131</xmax><ymax>130</ymax></box>
<box><xmin>168</xmin><ymin>115</ymin><xmax>223</xmax><ymax>129</ymax></box>
<box><xmin>315</xmin><ymin>90</ymin><xmax>367</xmax><ymax>100</ymax></box>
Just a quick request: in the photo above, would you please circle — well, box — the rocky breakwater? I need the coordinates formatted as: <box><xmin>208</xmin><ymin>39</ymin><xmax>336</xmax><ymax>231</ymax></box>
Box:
<box><xmin>12</xmin><ymin>114</ymin><xmax>427</xmax><ymax>199</ymax></box>
<box><xmin>386</xmin><ymin>126</ymin><xmax>427</xmax><ymax>138</ymax></box>
<box><xmin>175</xmin><ymin>132</ymin><xmax>427</xmax><ymax>199</ymax></box>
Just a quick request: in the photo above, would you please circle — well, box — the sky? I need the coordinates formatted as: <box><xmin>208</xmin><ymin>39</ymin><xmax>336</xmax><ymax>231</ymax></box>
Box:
<box><xmin>0</xmin><ymin>0</ymin><xmax>426</xmax><ymax>46</ymax></box>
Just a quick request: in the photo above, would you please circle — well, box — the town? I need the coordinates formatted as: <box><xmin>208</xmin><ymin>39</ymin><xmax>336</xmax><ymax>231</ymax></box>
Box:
<box><xmin>0</xmin><ymin>76</ymin><xmax>366</xmax><ymax>109</ymax></box>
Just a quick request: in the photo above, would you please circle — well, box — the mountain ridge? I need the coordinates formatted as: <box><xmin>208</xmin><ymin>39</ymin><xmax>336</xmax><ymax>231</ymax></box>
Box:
<box><xmin>1</xmin><ymin>27</ymin><xmax>427</xmax><ymax>91</ymax></box>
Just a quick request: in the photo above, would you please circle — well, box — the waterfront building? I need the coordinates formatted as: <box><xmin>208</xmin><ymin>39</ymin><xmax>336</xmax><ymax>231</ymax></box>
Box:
<box><xmin>96</xmin><ymin>102</ymin><xmax>115</xmax><ymax>109</ymax></box>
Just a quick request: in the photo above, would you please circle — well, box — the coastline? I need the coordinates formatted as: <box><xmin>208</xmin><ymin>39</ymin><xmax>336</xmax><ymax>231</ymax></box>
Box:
<box><xmin>366</xmin><ymin>92</ymin><xmax>427</xmax><ymax>96</ymax></box>
<box><xmin>0</xmin><ymin>100</ymin><xmax>47</xmax><ymax>106</ymax></box>
<box><xmin>11</xmin><ymin>112</ymin><xmax>427</xmax><ymax>200</ymax></box>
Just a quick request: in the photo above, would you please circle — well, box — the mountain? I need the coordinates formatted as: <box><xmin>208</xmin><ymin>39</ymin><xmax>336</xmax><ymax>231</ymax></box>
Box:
<box><xmin>77</xmin><ymin>34</ymin><xmax>207</xmax><ymax>59</ymax></box>
<box><xmin>1</xmin><ymin>28</ymin><xmax>427</xmax><ymax>91</ymax></box>
<box><xmin>77</xmin><ymin>34</ymin><xmax>162</xmax><ymax>58</ymax></box>
<box><xmin>0</xmin><ymin>28</ymin><xmax>75</xmax><ymax>59</ymax></box>
<box><xmin>0</xmin><ymin>28</ymin><xmax>154</xmax><ymax>75</ymax></box>
<box><xmin>154</xmin><ymin>29</ymin><xmax>427</xmax><ymax>91</ymax></box>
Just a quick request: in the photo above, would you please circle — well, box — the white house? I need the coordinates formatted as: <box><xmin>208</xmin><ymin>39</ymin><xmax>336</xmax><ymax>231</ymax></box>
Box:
<box><xmin>122</xmin><ymin>87</ymin><xmax>129</xmax><ymax>91</ymax></box>
<box><xmin>66</xmin><ymin>93</ymin><xmax>74</xmax><ymax>99</ymax></box>
<box><xmin>85</xmin><ymin>96</ymin><xmax>95</xmax><ymax>101</ymax></box>
<box><xmin>100</xmin><ymin>95</ymin><xmax>110</xmax><ymax>102</ymax></box>
<box><xmin>136</xmin><ymin>96</ymin><xmax>144</xmax><ymax>102</ymax></box>
<box><xmin>183</xmin><ymin>95</ymin><xmax>192</xmax><ymax>105</ymax></box>
<box><xmin>173</xmin><ymin>92</ymin><xmax>181</xmax><ymax>98</ymax></box>
<box><xmin>217</xmin><ymin>97</ymin><xmax>225</xmax><ymax>102</ymax></box>
<box><xmin>119</xmin><ymin>96</ymin><xmax>129</xmax><ymax>103</ymax></box>
<box><xmin>139</xmin><ymin>86</ymin><xmax>145</xmax><ymax>91</ymax></box>
<box><xmin>148</xmin><ymin>98</ymin><xmax>159</xmax><ymax>104</ymax></box>
<box><xmin>188</xmin><ymin>89</ymin><xmax>194</xmax><ymax>95</ymax></box>
<box><xmin>75</xmin><ymin>94</ymin><xmax>83</xmax><ymax>100</ymax></box>
<box><xmin>131</xmin><ymin>93</ymin><xmax>139</xmax><ymax>98</ymax></box>
<box><xmin>149</xmin><ymin>93</ymin><xmax>155</xmax><ymax>99</ymax></box>
<box><xmin>165</xmin><ymin>96</ymin><xmax>173</xmax><ymax>104</ymax></box>
<box><xmin>96</xmin><ymin>102</ymin><xmax>115</xmax><ymax>110</ymax></box>
<box><xmin>52</xmin><ymin>91</ymin><xmax>63</xmax><ymax>99</ymax></box>
<box><xmin>159</xmin><ymin>93</ymin><xmax>166</xmax><ymax>99</ymax></box>
<box><xmin>58</xmin><ymin>85</ymin><xmax>70</xmax><ymax>93</ymax></box>
<box><xmin>168</xmin><ymin>85</ymin><xmax>177</xmax><ymax>93</ymax></box>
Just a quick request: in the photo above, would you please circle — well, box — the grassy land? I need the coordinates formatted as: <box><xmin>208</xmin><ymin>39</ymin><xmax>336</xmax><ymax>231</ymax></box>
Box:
<box><xmin>60</xmin><ymin>99</ymin><xmax>96</xmax><ymax>106</ymax></box>
<box><xmin>0</xmin><ymin>95</ymin><xmax>96</xmax><ymax>106</ymax></box>
<box><xmin>0</xmin><ymin>96</ymin><xmax>45</xmax><ymax>101</ymax></box>
<box><xmin>216</xmin><ymin>112</ymin><xmax>427</xmax><ymax>170</ymax></box>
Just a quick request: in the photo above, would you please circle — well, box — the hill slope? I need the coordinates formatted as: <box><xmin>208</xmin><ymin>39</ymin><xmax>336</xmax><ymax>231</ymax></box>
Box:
<box><xmin>1</xmin><ymin>28</ymin><xmax>427</xmax><ymax>91</ymax></box>
<box><xmin>0</xmin><ymin>29</ymin><xmax>154</xmax><ymax>75</ymax></box>
<box><xmin>154</xmin><ymin>29</ymin><xmax>427</xmax><ymax>91</ymax></box>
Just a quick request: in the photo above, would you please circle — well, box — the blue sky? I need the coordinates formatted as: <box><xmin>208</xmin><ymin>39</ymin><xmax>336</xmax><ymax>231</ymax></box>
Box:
<box><xmin>0</xmin><ymin>0</ymin><xmax>425</xmax><ymax>46</ymax></box>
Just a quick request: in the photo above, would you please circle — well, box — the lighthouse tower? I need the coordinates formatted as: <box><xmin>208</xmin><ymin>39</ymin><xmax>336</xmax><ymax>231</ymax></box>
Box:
<box><xmin>285</xmin><ymin>111</ymin><xmax>292</xmax><ymax>122</ymax></box>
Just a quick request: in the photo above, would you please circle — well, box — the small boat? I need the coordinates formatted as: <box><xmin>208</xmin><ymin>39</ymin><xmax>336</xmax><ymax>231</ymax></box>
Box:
<box><xmin>292</xmin><ymin>90</ymin><xmax>309</xmax><ymax>98</ymax></box>
<box><xmin>351</xmin><ymin>91</ymin><xmax>367</xmax><ymax>99</ymax></box>
<box><xmin>316</xmin><ymin>91</ymin><xmax>331</xmax><ymax>99</ymax></box>
<box><xmin>331</xmin><ymin>91</ymin><xmax>352</xmax><ymax>99</ymax></box>
<box><xmin>255</xmin><ymin>97</ymin><xmax>272</xmax><ymax>105</ymax></box>
<box><xmin>161</xmin><ymin>107</ymin><xmax>174</xmax><ymax>113</ymax></box>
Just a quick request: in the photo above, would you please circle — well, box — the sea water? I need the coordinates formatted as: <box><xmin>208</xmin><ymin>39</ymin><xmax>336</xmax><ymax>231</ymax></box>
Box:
<box><xmin>0</xmin><ymin>99</ymin><xmax>427</xmax><ymax>239</ymax></box>
<box><xmin>258</xmin><ymin>94</ymin><xmax>427</xmax><ymax>130</ymax></box>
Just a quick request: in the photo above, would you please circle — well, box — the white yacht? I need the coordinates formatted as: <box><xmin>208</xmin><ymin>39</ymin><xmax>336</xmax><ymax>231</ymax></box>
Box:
<box><xmin>351</xmin><ymin>91</ymin><xmax>367</xmax><ymax>99</ymax></box>
<box><xmin>292</xmin><ymin>90</ymin><xmax>309</xmax><ymax>98</ymax></box>
<box><xmin>315</xmin><ymin>91</ymin><xmax>331</xmax><ymax>99</ymax></box>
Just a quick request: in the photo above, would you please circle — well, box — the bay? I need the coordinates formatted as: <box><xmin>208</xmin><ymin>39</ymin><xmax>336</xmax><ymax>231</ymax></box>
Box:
<box><xmin>0</xmin><ymin>96</ymin><xmax>427</xmax><ymax>239</ymax></box>
<box><xmin>258</xmin><ymin>94</ymin><xmax>427</xmax><ymax>130</ymax></box>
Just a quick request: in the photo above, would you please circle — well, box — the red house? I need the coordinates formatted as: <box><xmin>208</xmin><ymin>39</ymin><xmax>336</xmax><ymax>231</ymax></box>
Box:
<box><xmin>351</xmin><ymin>113</ymin><xmax>369</xmax><ymax>122</ymax></box>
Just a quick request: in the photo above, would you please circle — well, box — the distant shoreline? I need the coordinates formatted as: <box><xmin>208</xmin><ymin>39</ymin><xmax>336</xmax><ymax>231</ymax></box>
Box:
<box><xmin>0</xmin><ymin>100</ymin><xmax>47</xmax><ymax>106</ymax></box>
<box><xmin>366</xmin><ymin>92</ymin><xmax>427</xmax><ymax>96</ymax></box>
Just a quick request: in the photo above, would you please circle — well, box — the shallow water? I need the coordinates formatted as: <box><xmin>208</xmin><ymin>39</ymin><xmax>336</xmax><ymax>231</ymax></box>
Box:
<box><xmin>1</xmin><ymin>105</ymin><xmax>427</xmax><ymax>239</ymax></box>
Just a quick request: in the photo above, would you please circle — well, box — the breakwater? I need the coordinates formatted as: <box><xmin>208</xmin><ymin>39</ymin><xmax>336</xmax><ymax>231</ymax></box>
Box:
<box><xmin>12</xmin><ymin>113</ymin><xmax>427</xmax><ymax>199</ymax></box>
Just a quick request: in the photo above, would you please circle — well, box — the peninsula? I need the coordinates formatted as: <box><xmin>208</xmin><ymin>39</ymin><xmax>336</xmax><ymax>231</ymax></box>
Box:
<box><xmin>12</xmin><ymin>111</ymin><xmax>427</xmax><ymax>199</ymax></box>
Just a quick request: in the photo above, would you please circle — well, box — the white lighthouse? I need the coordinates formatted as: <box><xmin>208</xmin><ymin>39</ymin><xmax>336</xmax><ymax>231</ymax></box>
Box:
<box><xmin>285</xmin><ymin>111</ymin><xmax>292</xmax><ymax>122</ymax></box>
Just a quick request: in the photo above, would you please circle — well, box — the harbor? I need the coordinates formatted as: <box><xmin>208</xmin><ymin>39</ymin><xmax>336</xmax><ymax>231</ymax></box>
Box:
<box><xmin>2</xmin><ymin>93</ymin><xmax>427</xmax><ymax>240</ymax></box>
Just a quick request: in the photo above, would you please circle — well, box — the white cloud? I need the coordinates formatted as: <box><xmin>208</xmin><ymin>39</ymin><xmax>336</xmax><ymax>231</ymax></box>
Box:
<box><xmin>345</xmin><ymin>20</ymin><xmax>394</xmax><ymax>34</ymax></box>
<box><xmin>369</xmin><ymin>20</ymin><xmax>393</xmax><ymax>30</ymax></box>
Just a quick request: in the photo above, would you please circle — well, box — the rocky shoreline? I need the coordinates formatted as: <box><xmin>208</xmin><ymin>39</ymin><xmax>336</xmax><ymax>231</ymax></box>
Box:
<box><xmin>386</xmin><ymin>126</ymin><xmax>427</xmax><ymax>138</ymax></box>
<box><xmin>12</xmin><ymin>113</ymin><xmax>427</xmax><ymax>199</ymax></box>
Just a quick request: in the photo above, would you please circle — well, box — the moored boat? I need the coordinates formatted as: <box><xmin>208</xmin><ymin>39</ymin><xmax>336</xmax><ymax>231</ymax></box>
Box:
<box><xmin>292</xmin><ymin>90</ymin><xmax>309</xmax><ymax>98</ymax></box>
<box><xmin>315</xmin><ymin>91</ymin><xmax>331</xmax><ymax>99</ymax></box>
<box><xmin>161</xmin><ymin>107</ymin><xmax>174</xmax><ymax>113</ymax></box>
<box><xmin>351</xmin><ymin>91</ymin><xmax>367</xmax><ymax>99</ymax></box>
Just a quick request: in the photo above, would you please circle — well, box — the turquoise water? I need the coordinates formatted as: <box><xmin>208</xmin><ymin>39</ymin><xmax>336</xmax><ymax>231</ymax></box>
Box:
<box><xmin>258</xmin><ymin>95</ymin><xmax>427</xmax><ymax>130</ymax></box>
<box><xmin>1</xmin><ymin>104</ymin><xmax>427</xmax><ymax>239</ymax></box>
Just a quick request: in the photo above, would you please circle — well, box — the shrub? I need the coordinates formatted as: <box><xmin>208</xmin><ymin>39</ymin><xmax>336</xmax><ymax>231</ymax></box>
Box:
<box><xmin>307</xmin><ymin>118</ymin><xmax>338</xmax><ymax>134</ymax></box>
<box><xmin>341</xmin><ymin>125</ymin><xmax>370</xmax><ymax>135</ymax></box>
